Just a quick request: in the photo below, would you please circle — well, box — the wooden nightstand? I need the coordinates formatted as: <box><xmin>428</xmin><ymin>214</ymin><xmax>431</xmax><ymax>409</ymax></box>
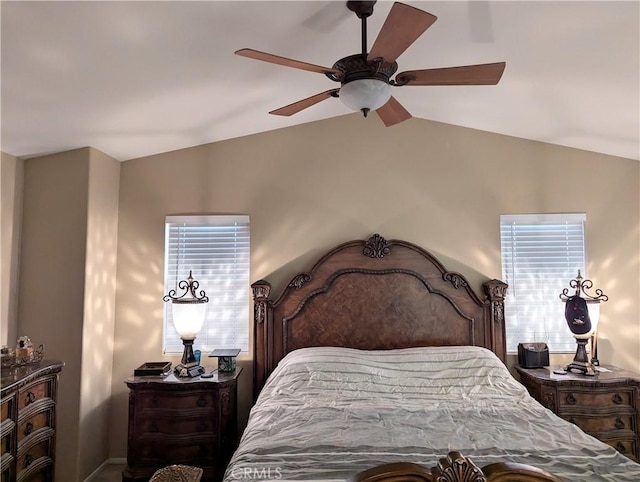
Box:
<box><xmin>515</xmin><ymin>365</ymin><xmax>640</xmax><ymax>462</ymax></box>
<box><xmin>122</xmin><ymin>367</ymin><xmax>242</xmax><ymax>482</ymax></box>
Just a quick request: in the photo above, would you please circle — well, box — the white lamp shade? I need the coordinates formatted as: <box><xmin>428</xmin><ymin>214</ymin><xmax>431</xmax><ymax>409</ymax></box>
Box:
<box><xmin>171</xmin><ymin>302</ymin><xmax>207</xmax><ymax>339</ymax></box>
<box><xmin>339</xmin><ymin>79</ymin><xmax>392</xmax><ymax>112</ymax></box>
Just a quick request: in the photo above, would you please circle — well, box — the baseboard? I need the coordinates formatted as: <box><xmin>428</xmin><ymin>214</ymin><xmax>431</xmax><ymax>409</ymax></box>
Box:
<box><xmin>83</xmin><ymin>458</ymin><xmax>127</xmax><ymax>482</ymax></box>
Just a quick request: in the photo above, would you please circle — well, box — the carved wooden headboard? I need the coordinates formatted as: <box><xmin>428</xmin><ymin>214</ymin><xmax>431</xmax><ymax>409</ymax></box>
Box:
<box><xmin>251</xmin><ymin>234</ymin><xmax>507</xmax><ymax>398</ymax></box>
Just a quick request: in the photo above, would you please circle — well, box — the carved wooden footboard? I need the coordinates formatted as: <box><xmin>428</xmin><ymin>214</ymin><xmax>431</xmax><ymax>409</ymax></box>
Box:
<box><xmin>350</xmin><ymin>452</ymin><xmax>563</xmax><ymax>482</ymax></box>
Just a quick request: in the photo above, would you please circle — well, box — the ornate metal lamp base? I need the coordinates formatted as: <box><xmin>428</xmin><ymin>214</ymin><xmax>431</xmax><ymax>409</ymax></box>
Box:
<box><xmin>564</xmin><ymin>338</ymin><xmax>597</xmax><ymax>376</ymax></box>
<box><xmin>175</xmin><ymin>337</ymin><xmax>204</xmax><ymax>377</ymax></box>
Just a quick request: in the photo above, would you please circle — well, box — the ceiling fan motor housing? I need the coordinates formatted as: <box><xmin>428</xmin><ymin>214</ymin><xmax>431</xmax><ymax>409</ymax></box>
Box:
<box><xmin>327</xmin><ymin>54</ymin><xmax>398</xmax><ymax>85</ymax></box>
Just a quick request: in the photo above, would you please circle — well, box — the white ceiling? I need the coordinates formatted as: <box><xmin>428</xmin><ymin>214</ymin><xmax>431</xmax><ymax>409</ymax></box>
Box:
<box><xmin>2</xmin><ymin>1</ymin><xmax>638</xmax><ymax>162</ymax></box>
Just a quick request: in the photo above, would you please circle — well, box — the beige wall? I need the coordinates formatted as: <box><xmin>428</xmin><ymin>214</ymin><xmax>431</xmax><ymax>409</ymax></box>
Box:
<box><xmin>110</xmin><ymin>114</ymin><xmax>640</xmax><ymax>458</ymax></box>
<box><xmin>1</xmin><ymin>152</ymin><xmax>23</xmax><ymax>347</ymax></box>
<box><xmin>6</xmin><ymin>114</ymin><xmax>639</xmax><ymax>472</ymax></box>
<box><xmin>79</xmin><ymin>149</ymin><xmax>121</xmax><ymax>477</ymax></box>
<box><xmin>18</xmin><ymin>147</ymin><xmax>120</xmax><ymax>481</ymax></box>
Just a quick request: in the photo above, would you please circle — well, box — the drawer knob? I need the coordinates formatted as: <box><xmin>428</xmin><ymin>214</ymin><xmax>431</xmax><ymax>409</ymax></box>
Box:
<box><xmin>568</xmin><ymin>417</ymin><xmax>576</xmax><ymax>425</ymax></box>
<box><xmin>566</xmin><ymin>393</ymin><xmax>577</xmax><ymax>405</ymax></box>
<box><xmin>615</xmin><ymin>418</ymin><xmax>625</xmax><ymax>430</ymax></box>
<box><xmin>612</xmin><ymin>393</ymin><xmax>623</xmax><ymax>404</ymax></box>
<box><xmin>197</xmin><ymin>396</ymin><xmax>207</xmax><ymax>407</ymax></box>
<box><xmin>616</xmin><ymin>442</ymin><xmax>627</xmax><ymax>453</ymax></box>
<box><xmin>26</xmin><ymin>391</ymin><xmax>36</xmax><ymax>404</ymax></box>
<box><xmin>24</xmin><ymin>453</ymin><xmax>33</xmax><ymax>468</ymax></box>
<box><xmin>24</xmin><ymin>421</ymin><xmax>34</xmax><ymax>435</ymax></box>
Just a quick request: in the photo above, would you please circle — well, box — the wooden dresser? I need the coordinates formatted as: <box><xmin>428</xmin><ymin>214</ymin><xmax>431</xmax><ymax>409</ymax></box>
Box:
<box><xmin>123</xmin><ymin>368</ymin><xmax>242</xmax><ymax>482</ymax></box>
<box><xmin>1</xmin><ymin>360</ymin><xmax>64</xmax><ymax>482</ymax></box>
<box><xmin>516</xmin><ymin>364</ymin><xmax>640</xmax><ymax>461</ymax></box>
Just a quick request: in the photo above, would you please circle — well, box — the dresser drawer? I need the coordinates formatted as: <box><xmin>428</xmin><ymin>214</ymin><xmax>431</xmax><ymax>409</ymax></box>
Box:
<box><xmin>1</xmin><ymin>425</ymin><xmax>14</xmax><ymax>459</ymax></box>
<box><xmin>16</xmin><ymin>435</ymin><xmax>51</xmax><ymax>474</ymax></box>
<box><xmin>1</xmin><ymin>452</ymin><xmax>14</xmax><ymax>480</ymax></box>
<box><xmin>17</xmin><ymin>408</ymin><xmax>54</xmax><ymax>444</ymax></box>
<box><xmin>137</xmin><ymin>392</ymin><xmax>217</xmax><ymax>411</ymax></box>
<box><xmin>562</xmin><ymin>413</ymin><xmax>635</xmax><ymax>433</ymax></box>
<box><xmin>17</xmin><ymin>380</ymin><xmax>54</xmax><ymax>411</ymax></box>
<box><xmin>557</xmin><ymin>388</ymin><xmax>634</xmax><ymax>409</ymax></box>
<box><xmin>1</xmin><ymin>399</ymin><xmax>11</xmax><ymax>423</ymax></box>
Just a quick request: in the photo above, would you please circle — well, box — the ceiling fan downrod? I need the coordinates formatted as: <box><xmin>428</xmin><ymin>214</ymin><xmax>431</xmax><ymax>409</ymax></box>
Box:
<box><xmin>346</xmin><ymin>1</ymin><xmax>376</xmax><ymax>55</ymax></box>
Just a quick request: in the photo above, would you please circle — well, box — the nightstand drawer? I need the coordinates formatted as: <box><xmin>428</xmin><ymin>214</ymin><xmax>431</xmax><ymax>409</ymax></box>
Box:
<box><xmin>138</xmin><ymin>392</ymin><xmax>217</xmax><ymax>411</ymax></box>
<box><xmin>562</xmin><ymin>413</ymin><xmax>635</xmax><ymax>433</ymax></box>
<box><xmin>134</xmin><ymin>435</ymin><xmax>217</xmax><ymax>465</ymax></box>
<box><xmin>557</xmin><ymin>388</ymin><xmax>633</xmax><ymax>409</ymax></box>
<box><xmin>603</xmin><ymin>438</ymin><xmax>638</xmax><ymax>460</ymax></box>
<box><xmin>137</xmin><ymin>414</ymin><xmax>217</xmax><ymax>435</ymax></box>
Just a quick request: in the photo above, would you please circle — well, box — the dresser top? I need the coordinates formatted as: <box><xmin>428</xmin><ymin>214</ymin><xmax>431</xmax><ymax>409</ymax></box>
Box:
<box><xmin>515</xmin><ymin>364</ymin><xmax>640</xmax><ymax>386</ymax></box>
<box><xmin>1</xmin><ymin>359</ymin><xmax>64</xmax><ymax>394</ymax></box>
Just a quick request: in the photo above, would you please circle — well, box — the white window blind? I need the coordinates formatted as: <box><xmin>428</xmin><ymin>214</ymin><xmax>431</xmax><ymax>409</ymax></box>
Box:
<box><xmin>164</xmin><ymin>215</ymin><xmax>250</xmax><ymax>354</ymax></box>
<box><xmin>500</xmin><ymin>213</ymin><xmax>586</xmax><ymax>353</ymax></box>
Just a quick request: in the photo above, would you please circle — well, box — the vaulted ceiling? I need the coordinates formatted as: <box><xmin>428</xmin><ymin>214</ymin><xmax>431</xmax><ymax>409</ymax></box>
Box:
<box><xmin>2</xmin><ymin>1</ymin><xmax>638</xmax><ymax>161</ymax></box>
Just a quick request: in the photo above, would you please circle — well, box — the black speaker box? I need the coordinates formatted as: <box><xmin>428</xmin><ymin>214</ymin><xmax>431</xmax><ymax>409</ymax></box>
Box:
<box><xmin>518</xmin><ymin>343</ymin><xmax>549</xmax><ymax>368</ymax></box>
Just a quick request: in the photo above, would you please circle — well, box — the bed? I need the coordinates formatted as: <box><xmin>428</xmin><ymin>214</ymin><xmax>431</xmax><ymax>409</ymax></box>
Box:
<box><xmin>227</xmin><ymin>234</ymin><xmax>640</xmax><ymax>481</ymax></box>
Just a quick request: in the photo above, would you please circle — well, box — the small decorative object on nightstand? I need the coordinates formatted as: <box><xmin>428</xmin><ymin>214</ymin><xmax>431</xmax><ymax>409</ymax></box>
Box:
<box><xmin>209</xmin><ymin>348</ymin><xmax>241</xmax><ymax>372</ymax></box>
<box><xmin>516</xmin><ymin>364</ymin><xmax>640</xmax><ymax>461</ymax></box>
<box><xmin>123</xmin><ymin>368</ymin><xmax>242</xmax><ymax>482</ymax></box>
<box><xmin>559</xmin><ymin>270</ymin><xmax>608</xmax><ymax>376</ymax></box>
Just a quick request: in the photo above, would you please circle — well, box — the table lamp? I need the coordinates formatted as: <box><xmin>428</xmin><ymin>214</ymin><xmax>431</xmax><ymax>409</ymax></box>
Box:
<box><xmin>164</xmin><ymin>271</ymin><xmax>208</xmax><ymax>377</ymax></box>
<box><xmin>559</xmin><ymin>270</ymin><xmax>608</xmax><ymax>376</ymax></box>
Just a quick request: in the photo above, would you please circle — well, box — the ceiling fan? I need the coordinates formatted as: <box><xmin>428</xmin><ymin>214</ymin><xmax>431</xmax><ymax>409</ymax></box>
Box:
<box><xmin>235</xmin><ymin>1</ymin><xmax>506</xmax><ymax>127</ymax></box>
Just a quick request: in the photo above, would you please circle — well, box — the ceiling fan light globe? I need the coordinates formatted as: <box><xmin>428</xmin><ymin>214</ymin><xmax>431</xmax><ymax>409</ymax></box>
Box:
<box><xmin>339</xmin><ymin>79</ymin><xmax>391</xmax><ymax>113</ymax></box>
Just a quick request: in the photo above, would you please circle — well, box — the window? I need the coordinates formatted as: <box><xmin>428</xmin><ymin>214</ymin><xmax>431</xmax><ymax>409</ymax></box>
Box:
<box><xmin>500</xmin><ymin>213</ymin><xmax>586</xmax><ymax>353</ymax></box>
<box><xmin>164</xmin><ymin>215</ymin><xmax>250</xmax><ymax>354</ymax></box>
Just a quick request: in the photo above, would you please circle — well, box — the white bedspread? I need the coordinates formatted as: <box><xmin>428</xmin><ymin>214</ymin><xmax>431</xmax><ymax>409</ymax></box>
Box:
<box><xmin>224</xmin><ymin>346</ymin><xmax>640</xmax><ymax>481</ymax></box>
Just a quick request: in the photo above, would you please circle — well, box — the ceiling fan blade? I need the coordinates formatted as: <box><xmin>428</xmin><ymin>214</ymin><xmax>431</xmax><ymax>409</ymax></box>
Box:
<box><xmin>235</xmin><ymin>48</ymin><xmax>341</xmax><ymax>76</ymax></box>
<box><xmin>376</xmin><ymin>96</ymin><xmax>412</xmax><ymax>127</ymax></box>
<box><xmin>396</xmin><ymin>62</ymin><xmax>506</xmax><ymax>86</ymax></box>
<box><xmin>367</xmin><ymin>2</ymin><xmax>437</xmax><ymax>63</ymax></box>
<box><xmin>269</xmin><ymin>89</ymin><xmax>339</xmax><ymax>116</ymax></box>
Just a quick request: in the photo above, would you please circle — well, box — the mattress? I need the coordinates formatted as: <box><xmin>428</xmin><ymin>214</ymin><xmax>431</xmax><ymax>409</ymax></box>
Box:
<box><xmin>224</xmin><ymin>346</ymin><xmax>640</xmax><ymax>481</ymax></box>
